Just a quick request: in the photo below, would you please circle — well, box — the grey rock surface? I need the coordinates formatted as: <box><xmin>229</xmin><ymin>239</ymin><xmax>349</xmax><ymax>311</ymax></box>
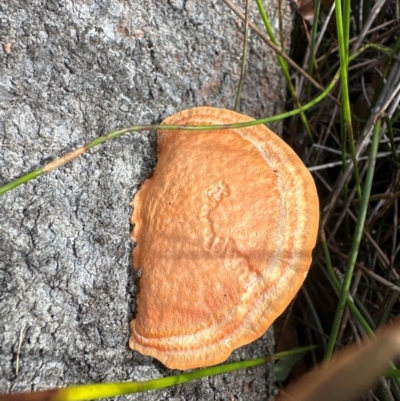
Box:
<box><xmin>0</xmin><ymin>0</ymin><xmax>292</xmax><ymax>399</ymax></box>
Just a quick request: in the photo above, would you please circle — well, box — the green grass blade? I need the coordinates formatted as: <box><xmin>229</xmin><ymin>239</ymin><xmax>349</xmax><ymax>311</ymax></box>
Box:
<box><xmin>320</xmin><ymin>234</ymin><xmax>374</xmax><ymax>335</ymax></box>
<box><xmin>274</xmin><ymin>349</ymin><xmax>313</xmax><ymax>382</ymax></box>
<box><xmin>334</xmin><ymin>0</ymin><xmax>362</xmax><ymax>200</ymax></box>
<box><xmin>342</xmin><ymin>0</ymin><xmax>351</xmax><ymax>63</ymax></box>
<box><xmin>325</xmin><ymin>117</ymin><xmax>382</xmax><ymax>361</ymax></box>
<box><xmin>0</xmin><ymin>348</ymin><xmax>316</xmax><ymax>401</ymax></box>
<box><xmin>0</xmin><ymin>65</ymin><xmax>341</xmax><ymax>197</ymax></box>
<box><xmin>305</xmin><ymin>0</ymin><xmax>321</xmax><ymax>99</ymax></box>
<box><xmin>385</xmin><ymin>369</ymin><xmax>400</xmax><ymax>378</ymax></box>
<box><xmin>0</xmin><ymin>43</ymin><xmax>390</xmax><ymax>198</ymax></box>
<box><xmin>0</xmin><ymin>168</ymin><xmax>43</xmax><ymax>196</ymax></box>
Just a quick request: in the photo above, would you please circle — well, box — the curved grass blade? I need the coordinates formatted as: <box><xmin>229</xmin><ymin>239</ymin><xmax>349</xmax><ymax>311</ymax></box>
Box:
<box><xmin>0</xmin><ymin>347</ymin><xmax>316</xmax><ymax>401</ymax></box>
<box><xmin>0</xmin><ymin>43</ymin><xmax>390</xmax><ymax>197</ymax></box>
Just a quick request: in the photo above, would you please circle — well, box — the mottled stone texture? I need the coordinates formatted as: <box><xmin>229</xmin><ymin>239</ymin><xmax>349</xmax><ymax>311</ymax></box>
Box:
<box><xmin>0</xmin><ymin>0</ymin><xmax>292</xmax><ymax>399</ymax></box>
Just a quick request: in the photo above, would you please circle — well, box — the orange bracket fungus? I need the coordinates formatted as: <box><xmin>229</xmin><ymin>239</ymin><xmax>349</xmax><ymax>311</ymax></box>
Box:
<box><xmin>129</xmin><ymin>107</ymin><xmax>319</xmax><ymax>370</ymax></box>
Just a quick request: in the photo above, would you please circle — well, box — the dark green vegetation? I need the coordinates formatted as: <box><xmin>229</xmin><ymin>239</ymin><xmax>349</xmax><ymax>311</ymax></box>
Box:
<box><xmin>278</xmin><ymin>0</ymin><xmax>400</xmax><ymax>399</ymax></box>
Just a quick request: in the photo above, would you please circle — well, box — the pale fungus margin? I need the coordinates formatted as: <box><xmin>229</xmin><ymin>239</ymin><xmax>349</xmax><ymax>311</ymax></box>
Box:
<box><xmin>129</xmin><ymin>107</ymin><xmax>319</xmax><ymax>370</ymax></box>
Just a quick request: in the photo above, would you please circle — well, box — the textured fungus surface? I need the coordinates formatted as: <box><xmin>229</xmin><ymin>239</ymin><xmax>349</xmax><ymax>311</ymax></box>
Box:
<box><xmin>129</xmin><ymin>107</ymin><xmax>319</xmax><ymax>370</ymax></box>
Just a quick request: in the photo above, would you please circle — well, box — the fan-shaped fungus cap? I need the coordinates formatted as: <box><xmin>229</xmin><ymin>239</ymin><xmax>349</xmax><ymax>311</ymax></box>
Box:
<box><xmin>129</xmin><ymin>107</ymin><xmax>319</xmax><ymax>370</ymax></box>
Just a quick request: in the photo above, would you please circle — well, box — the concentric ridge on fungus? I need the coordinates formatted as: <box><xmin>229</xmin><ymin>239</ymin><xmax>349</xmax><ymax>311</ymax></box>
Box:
<box><xmin>129</xmin><ymin>107</ymin><xmax>319</xmax><ymax>370</ymax></box>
